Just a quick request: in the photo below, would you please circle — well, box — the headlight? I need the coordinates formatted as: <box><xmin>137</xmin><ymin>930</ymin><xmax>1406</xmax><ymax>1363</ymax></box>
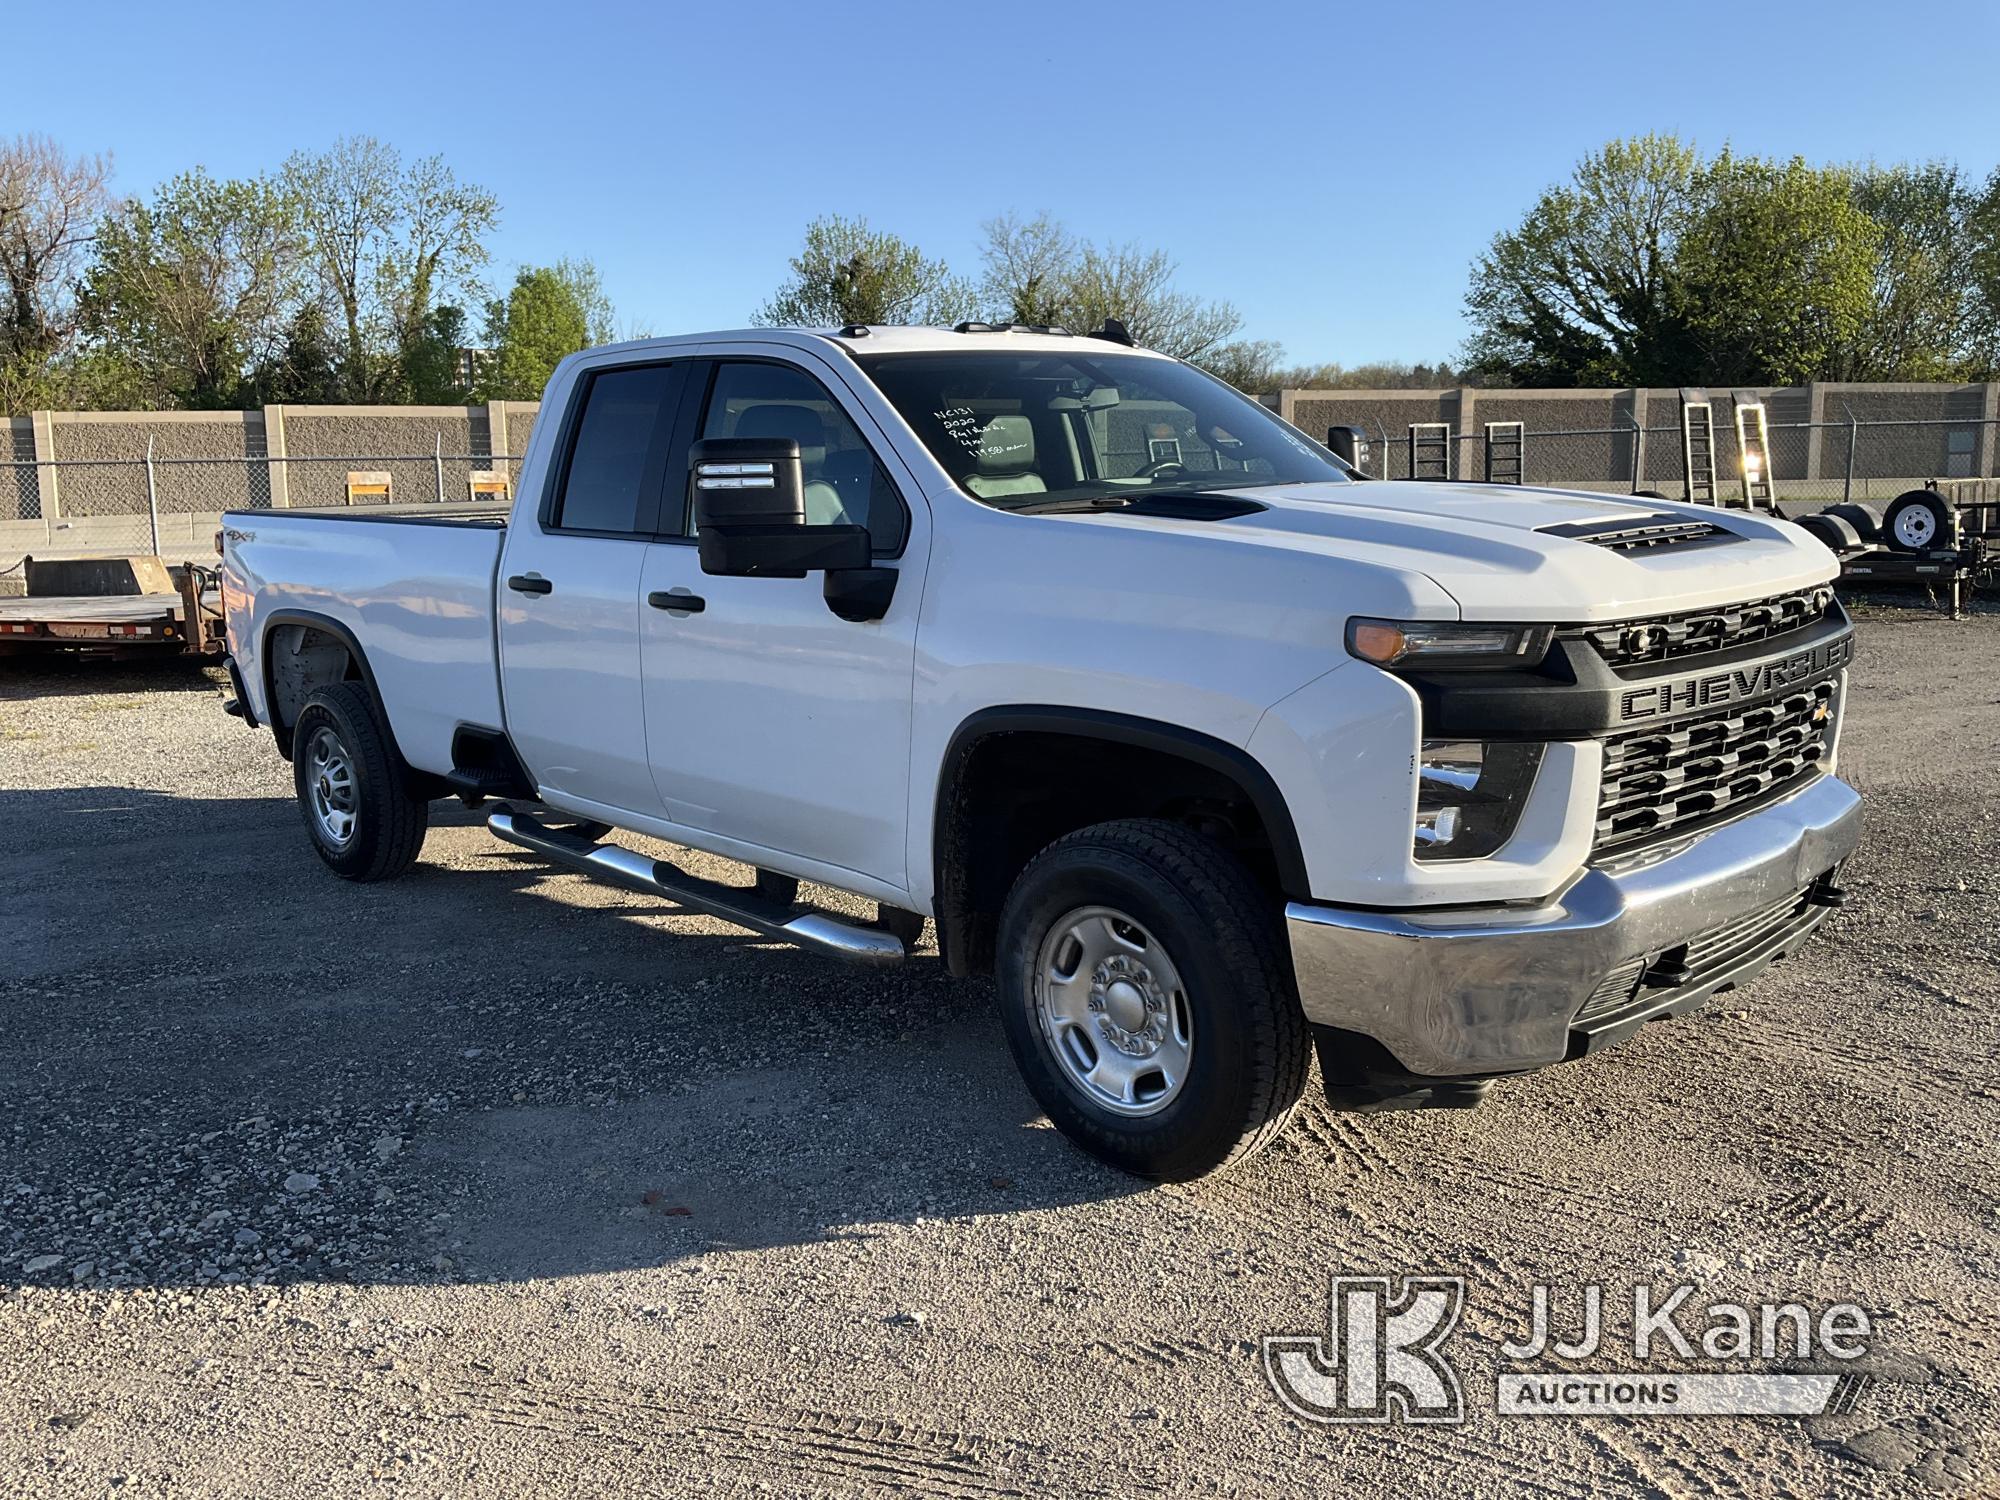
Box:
<box><xmin>1414</xmin><ymin>740</ymin><xmax>1545</xmax><ymax>861</ymax></box>
<box><xmin>1347</xmin><ymin>618</ymin><xmax>1553</xmax><ymax>670</ymax></box>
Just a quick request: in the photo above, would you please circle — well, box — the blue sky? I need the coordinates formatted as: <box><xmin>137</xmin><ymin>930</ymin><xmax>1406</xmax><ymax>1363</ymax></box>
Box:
<box><xmin>9</xmin><ymin>0</ymin><xmax>1999</xmax><ymax>367</ymax></box>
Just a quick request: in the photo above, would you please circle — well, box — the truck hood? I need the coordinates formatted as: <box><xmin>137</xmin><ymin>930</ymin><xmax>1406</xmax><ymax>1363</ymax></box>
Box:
<box><xmin>1070</xmin><ymin>480</ymin><xmax>1837</xmax><ymax>621</ymax></box>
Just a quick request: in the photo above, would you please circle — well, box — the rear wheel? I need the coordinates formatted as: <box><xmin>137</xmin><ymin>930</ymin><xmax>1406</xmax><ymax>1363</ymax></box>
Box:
<box><xmin>995</xmin><ymin>818</ymin><xmax>1309</xmax><ymax>1180</ymax></box>
<box><xmin>292</xmin><ymin>682</ymin><xmax>429</xmax><ymax>881</ymax></box>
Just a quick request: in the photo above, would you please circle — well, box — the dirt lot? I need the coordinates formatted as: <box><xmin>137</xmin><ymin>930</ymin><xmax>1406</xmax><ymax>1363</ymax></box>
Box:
<box><xmin>2</xmin><ymin>600</ymin><xmax>1997</xmax><ymax>1498</ymax></box>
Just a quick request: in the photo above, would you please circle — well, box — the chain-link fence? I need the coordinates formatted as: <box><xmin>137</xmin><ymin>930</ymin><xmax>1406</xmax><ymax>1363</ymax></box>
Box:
<box><xmin>1</xmin><ymin>441</ymin><xmax>528</xmax><ymax>568</ymax></box>
<box><xmin>1348</xmin><ymin>416</ymin><xmax>1998</xmax><ymax>509</ymax></box>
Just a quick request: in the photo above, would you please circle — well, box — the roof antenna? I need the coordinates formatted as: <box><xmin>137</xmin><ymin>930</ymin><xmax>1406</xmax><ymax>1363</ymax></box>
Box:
<box><xmin>1090</xmin><ymin>317</ymin><xmax>1136</xmax><ymax>347</ymax></box>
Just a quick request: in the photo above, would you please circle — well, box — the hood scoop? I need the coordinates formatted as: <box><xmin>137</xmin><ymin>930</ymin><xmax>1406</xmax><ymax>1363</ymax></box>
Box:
<box><xmin>1539</xmin><ymin>513</ymin><xmax>1732</xmax><ymax>553</ymax></box>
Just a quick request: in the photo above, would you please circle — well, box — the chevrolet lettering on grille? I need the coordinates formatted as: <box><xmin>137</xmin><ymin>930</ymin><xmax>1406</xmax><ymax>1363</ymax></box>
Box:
<box><xmin>1619</xmin><ymin>635</ymin><xmax>1854</xmax><ymax>722</ymax></box>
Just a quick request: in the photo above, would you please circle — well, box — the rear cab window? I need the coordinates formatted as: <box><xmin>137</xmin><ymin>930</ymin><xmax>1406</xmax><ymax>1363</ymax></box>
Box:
<box><xmin>548</xmin><ymin>362</ymin><xmax>689</xmax><ymax>535</ymax></box>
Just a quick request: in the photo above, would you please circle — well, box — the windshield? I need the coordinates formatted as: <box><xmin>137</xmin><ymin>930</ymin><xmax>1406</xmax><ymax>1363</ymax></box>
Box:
<box><xmin>856</xmin><ymin>349</ymin><xmax>1354</xmax><ymax>509</ymax></box>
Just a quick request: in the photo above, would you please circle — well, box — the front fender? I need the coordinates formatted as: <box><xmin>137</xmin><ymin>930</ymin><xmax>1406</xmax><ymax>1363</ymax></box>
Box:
<box><xmin>1248</xmin><ymin>659</ymin><xmax>1599</xmax><ymax>907</ymax></box>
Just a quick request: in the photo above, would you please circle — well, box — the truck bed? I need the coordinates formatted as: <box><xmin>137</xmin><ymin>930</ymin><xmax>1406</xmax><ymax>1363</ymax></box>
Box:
<box><xmin>275</xmin><ymin>502</ymin><xmax>511</xmax><ymax>527</ymax></box>
<box><xmin>222</xmin><ymin>507</ymin><xmax>508</xmax><ymax>775</ymax></box>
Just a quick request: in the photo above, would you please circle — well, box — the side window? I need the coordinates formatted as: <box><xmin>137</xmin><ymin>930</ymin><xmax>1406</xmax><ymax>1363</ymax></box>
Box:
<box><xmin>694</xmin><ymin>361</ymin><xmax>907</xmax><ymax>552</ymax></box>
<box><xmin>552</xmin><ymin>363</ymin><xmax>683</xmax><ymax>534</ymax></box>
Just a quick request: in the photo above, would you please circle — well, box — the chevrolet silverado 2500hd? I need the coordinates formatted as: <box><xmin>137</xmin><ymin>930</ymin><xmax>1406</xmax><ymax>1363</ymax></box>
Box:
<box><xmin>218</xmin><ymin>325</ymin><xmax>1860</xmax><ymax>1180</ymax></box>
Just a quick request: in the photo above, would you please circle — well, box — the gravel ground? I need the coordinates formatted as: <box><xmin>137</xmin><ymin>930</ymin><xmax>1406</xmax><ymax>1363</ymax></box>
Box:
<box><xmin>1</xmin><ymin>596</ymin><xmax>1997</xmax><ymax>1498</ymax></box>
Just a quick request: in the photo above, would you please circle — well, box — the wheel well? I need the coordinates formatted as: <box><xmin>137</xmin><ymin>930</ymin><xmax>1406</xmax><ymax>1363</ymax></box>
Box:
<box><xmin>933</xmin><ymin>717</ymin><xmax>1305</xmax><ymax>977</ymax></box>
<box><xmin>262</xmin><ymin>620</ymin><xmax>368</xmax><ymax>759</ymax></box>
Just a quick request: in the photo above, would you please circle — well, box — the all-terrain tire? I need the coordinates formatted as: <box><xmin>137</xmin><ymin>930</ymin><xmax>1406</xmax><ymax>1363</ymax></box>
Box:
<box><xmin>995</xmin><ymin>818</ymin><xmax>1310</xmax><ymax>1180</ymax></box>
<box><xmin>292</xmin><ymin>682</ymin><xmax>429</xmax><ymax>882</ymax></box>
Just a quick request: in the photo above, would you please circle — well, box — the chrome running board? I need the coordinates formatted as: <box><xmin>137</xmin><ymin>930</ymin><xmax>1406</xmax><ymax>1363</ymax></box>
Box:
<box><xmin>487</xmin><ymin>804</ymin><xmax>906</xmax><ymax>968</ymax></box>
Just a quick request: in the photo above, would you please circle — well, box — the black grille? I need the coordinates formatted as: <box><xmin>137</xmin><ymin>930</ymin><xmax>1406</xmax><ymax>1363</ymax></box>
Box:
<box><xmin>1573</xmin><ymin>585</ymin><xmax>1837</xmax><ymax>668</ymax></box>
<box><xmin>1569</xmin><ymin>880</ymin><xmax>1825</xmax><ymax>1031</ymax></box>
<box><xmin>1574</xmin><ymin>957</ymin><xmax>1648</xmax><ymax>1025</ymax></box>
<box><xmin>1596</xmin><ymin>680</ymin><xmax>1837</xmax><ymax>852</ymax></box>
<box><xmin>1679</xmin><ymin>884</ymin><xmax>1817</xmax><ymax>974</ymax></box>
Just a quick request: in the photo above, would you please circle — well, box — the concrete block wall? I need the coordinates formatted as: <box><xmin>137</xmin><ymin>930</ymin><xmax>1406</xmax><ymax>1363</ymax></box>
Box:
<box><xmin>277</xmin><ymin>406</ymin><xmax>482</xmax><ymax>509</ymax></box>
<box><xmin>2</xmin><ymin>402</ymin><xmax>542</xmax><ymax>563</ymax></box>
<box><xmin>1282</xmin><ymin>381</ymin><xmax>2000</xmax><ymax>497</ymax></box>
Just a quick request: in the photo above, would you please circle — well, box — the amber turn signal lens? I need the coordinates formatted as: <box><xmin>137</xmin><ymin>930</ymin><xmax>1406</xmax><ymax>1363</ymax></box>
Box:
<box><xmin>1349</xmin><ymin>621</ymin><xmax>1406</xmax><ymax>664</ymax></box>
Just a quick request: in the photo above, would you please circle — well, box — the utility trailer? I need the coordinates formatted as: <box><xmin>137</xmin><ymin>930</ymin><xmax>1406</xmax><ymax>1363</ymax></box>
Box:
<box><xmin>1797</xmin><ymin>482</ymin><xmax>1998</xmax><ymax>619</ymax></box>
<box><xmin>0</xmin><ymin>555</ymin><xmax>225</xmax><ymax>658</ymax></box>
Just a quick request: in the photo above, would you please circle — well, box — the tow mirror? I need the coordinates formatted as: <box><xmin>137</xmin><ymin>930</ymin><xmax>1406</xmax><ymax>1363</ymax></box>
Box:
<box><xmin>691</xmin><ymin>436</ymin><xmax>805</xmax><ymax>530</ymax></box>
<box><xmin>1325</xmin><ymin>425</ymin><xmax>1371</xmax><ymax>475</ymax></box>
<box><xmin>690</xmin><ymin>436</ymin><xmax>871</xmax><ymax>579</ymax></box>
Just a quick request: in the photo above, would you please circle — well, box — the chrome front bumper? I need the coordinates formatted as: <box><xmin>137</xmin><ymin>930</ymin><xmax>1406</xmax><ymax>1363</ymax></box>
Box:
<box><xmin>1286</xmin><ymin>774</ymin><xmax>1863</xmax><ymax>1078</ymax></box>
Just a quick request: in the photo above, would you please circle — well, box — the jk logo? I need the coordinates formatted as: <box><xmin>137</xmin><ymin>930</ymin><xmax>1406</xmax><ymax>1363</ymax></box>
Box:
<box><xmin>1264</xmin><ymin>1276</ymin><xmax>1466</xmax><ymax>1425</ymax></box>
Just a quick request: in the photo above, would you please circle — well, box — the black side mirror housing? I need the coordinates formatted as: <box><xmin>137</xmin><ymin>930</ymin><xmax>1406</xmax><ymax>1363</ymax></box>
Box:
<box><xmin>692</xmin><ymin>435</ymin><xmax>866</xmax><ymax>578</ymax></box>
<box><xmin>691</xmin><ymin>436</ymin><xmax>805</xmax><ymax>529</ymax></box>
<box><xmin>1325</xmin><ymin>424</ymin><xmax>1371</xmax><ymax>475</ymax></box>
<box><xmin>697</xmin><ymin>522</ymin><xmax>871</xmax><ymax>578</ymax></box>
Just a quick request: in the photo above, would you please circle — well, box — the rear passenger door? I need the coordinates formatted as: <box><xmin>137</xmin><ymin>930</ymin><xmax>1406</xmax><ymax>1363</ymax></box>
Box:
<box><xmin>497</xmin><ymin>357</ymin><xmax>690</xmax><ymax>817</ymax></box>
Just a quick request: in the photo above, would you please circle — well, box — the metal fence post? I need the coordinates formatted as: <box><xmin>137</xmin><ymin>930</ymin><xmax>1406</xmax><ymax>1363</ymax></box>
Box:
<box><xmin>1627</xmin><ymin>415</ymin><xmax>1646</xmax><ymax>495</ymax></box>
<box><xmin>1843</xmin><ymin>408</ymin><xmax>1857</xmax><ymax>505</ymax></box>
<box><xmin>144</xmin><ymin>435</ymin><xmax>161</xmax><ymax>557</ymax></box>
<box><xmin>434</xmin><ymin>432</ymin><xmax>445</xmax><ymax>503</ymax></box>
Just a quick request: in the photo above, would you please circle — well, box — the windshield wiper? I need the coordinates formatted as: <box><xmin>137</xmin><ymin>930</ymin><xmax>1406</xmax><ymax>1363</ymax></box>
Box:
<box><xmin>1001</xmin><ymin>494</ymin><xmax>1135</xmax><ymax>515</ymax></box>
<box><xmin>1000</xmin><ymin>486</ymin><xmax>1275</xmax><ymax>522</ymax></box>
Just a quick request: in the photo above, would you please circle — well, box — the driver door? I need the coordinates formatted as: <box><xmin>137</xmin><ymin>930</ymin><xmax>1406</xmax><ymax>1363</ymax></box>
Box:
<box><xmin>638</xmin><ymin>350</ymin><xmax>928</xmax><ymax>891</ymax></box>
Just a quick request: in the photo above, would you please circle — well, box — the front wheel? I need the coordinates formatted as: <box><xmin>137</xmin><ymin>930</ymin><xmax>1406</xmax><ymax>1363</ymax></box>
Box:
<box><xmin>292</xmin><ymin>682</ymin><xmax>429</xmax><ymax>881</ymax></box>
<box><xmin>995</xmin><ymin>819</ymin><xmax>1309</xmax><ymax>1180</ymax></box>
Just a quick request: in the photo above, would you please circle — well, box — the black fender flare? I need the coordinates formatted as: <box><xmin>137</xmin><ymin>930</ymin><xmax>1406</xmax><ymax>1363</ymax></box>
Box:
<box><xmin>931</xmin><ymin>705</ymin><xmax>1312</xmax><ymax>973</ymax></box>
<box><xmin>257</xmin><ymin>609</ymin><xmax>391</xmax><ymax>762</ymax></box>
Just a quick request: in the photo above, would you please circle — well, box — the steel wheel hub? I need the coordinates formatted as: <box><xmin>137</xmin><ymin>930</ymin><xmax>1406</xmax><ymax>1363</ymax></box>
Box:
<box><xmin>306</xmin><ymin>726</ymin><xmax>358</xmax><ymax>848</ymax></box>
<box><xmin>1033</xmin><ymin>906</ymin><xmax>1192</xmax><ymax>1117</ymax></box>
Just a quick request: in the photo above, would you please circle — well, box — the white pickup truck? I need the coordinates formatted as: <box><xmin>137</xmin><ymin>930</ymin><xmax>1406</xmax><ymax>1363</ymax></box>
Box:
<box><xmin>218</xmin><ymin>324</ymin><xmax>1860</xmax><ymax>1180</ymax></box>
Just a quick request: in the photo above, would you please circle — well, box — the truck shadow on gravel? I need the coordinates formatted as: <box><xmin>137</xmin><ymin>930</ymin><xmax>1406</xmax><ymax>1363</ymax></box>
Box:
<box><xmin>1</xmin><ymin>784</ymin><xmax>1146</xmax><ymax>1293</ymax></box>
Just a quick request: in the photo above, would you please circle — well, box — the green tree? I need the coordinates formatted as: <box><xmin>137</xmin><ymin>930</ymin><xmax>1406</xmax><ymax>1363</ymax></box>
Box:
<box><xmin>401</xmin><ymin>303</ymin><xmax>472</xmax><ymax>404</ymax></box>
<box><xmin>249</xmin><ymin>301</ymin><xmax>344</xmax><ymax>404</ymax></box>
<box><xmin>1675</xmin><ymin>153</ymin><xmax>1881</xmax><ymax>386</ymax></box>
<box><xmin>1465</xmin><ymin>134</ymin><xmax>1701</xmax><ymax>386</ymax></box>
<box><xmin>755</xmin><ymin>215</ymin><xmax>976</xmax><ymax>327</ymax></box>
<box><xmin>281</xmin><ymin>137</ymin><xmax>498</xmax><ymax>401</ymax></box>
<box><xmin>483</xmin><ymin>259</ymin><xmax>613</xmax><ymax>400</ymax></box>
<box><xmin>80</xmin><ymin>168</ymin><xmax>303</xmax><ymax>408</ymax></box>
<box><xmin>1848</xmin><ymin>162</ymin><xmax>1982</xmax><ymax>379</ymax></box>
<box><xmin>1973</xmin><ymin>168</ymin><xmax>2000</xmax><ymax>376</ymax></box>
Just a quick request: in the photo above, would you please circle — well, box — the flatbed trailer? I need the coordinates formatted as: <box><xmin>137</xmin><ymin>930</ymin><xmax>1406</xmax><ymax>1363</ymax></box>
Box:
<box><xmin>0</xmin><ymin>557</ymin><xmax>225</xmax><ymax>658</ymax></box>
<box><xmin>1839</xmin><ymin>543</ymin><xmax>1991</xmax><ymax>617</ymax></box>
<box><xmin>1825</xmin><ymin>482</ymin><xmax>1997</xmax><ymax>618</ymax></box>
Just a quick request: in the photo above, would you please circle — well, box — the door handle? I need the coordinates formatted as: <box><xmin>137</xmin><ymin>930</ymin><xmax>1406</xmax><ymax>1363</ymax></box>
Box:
<box><xmin>508</xmin><ymin>574</ymin><xmax>553</xmax><ymax>596</ymax></box>
<box><xmin>648</xmin><ymin>590</ymin><xmax>706</xmax><ymax>614</ymax></box>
